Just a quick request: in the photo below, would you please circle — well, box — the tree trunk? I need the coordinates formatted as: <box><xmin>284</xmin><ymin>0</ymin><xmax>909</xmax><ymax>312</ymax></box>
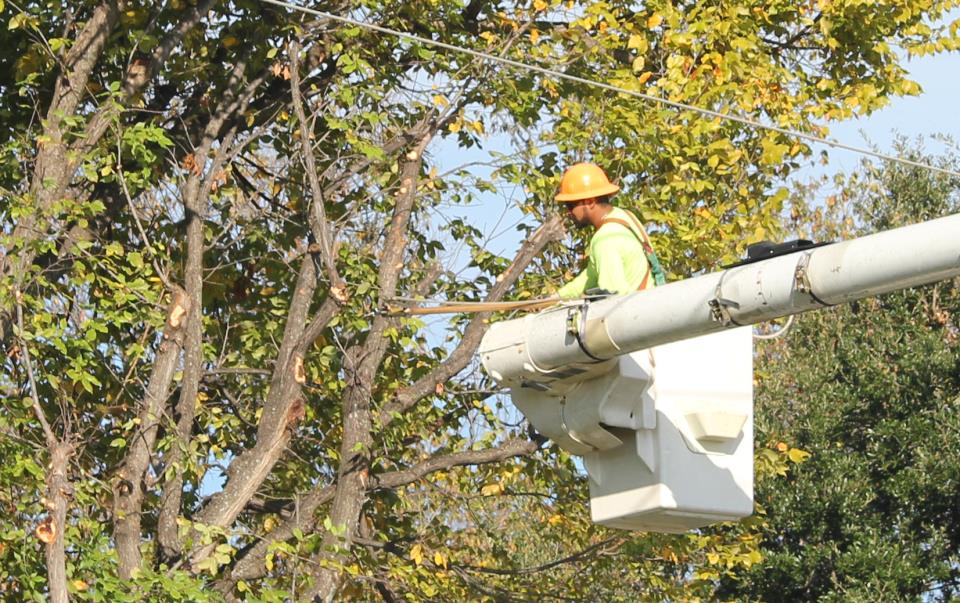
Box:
<box><xmin>43</xmin><ymin>441</ymin><xmax>74</xmax><ymax>603</ymax></box>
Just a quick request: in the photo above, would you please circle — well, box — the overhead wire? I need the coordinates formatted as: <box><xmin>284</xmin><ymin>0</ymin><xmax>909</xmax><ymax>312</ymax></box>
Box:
<box><xmin>259</xmin><ymin>0</ymin><xmax>960</xmax><ymax>179</ymax></box>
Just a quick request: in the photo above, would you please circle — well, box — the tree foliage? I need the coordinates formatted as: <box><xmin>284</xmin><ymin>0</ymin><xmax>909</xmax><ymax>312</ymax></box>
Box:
<box><xmin>0</xmin><ymin>0</ymin><xmax>957</xmax><ymax>601</ymax></box>
<box><xmin>734</xmin><ymin>142</ymin><xmax>960</xmax><ymax>602</ymax></box>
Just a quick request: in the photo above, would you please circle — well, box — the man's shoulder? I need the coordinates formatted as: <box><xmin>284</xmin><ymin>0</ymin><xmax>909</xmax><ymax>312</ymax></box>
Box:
<box><xmin>596</xmin><ymin>208</ymin><xmax>640</xmax><ymax>236</ymax></box>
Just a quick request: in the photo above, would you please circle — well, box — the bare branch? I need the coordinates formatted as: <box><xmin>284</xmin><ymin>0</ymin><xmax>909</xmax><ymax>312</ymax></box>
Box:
<box><xmin>289</xmin><ymin>39</ymin><xmax>343</xmax><ymax>294</ymax></box>
<box><xmin>48</xmin><ymin>1</ymin><xmax>120</xmax><ymax>126</ymax></box>
<box><xmin>300</xmin><ymin>126</ymin><xmax>438</xmax><ymax>601</ymax></box>
<box><xmin>157</xmin><ymin>178</ymin><xmax>207</xmax><ymax>561</ymax></box>
<box><xmin>373</xmin><ymin>438</ymin><xmax>537</xmax><ymax>491</ymax></box>
<box><xmin>13</xmin><ymin>286</ymin><xmax>74</xmax><ymax>601</ymax></box>
<box><xmin>380</xmin><ymin>214</ymin><xmax>564</xmax><ymax>426</ymax></box>
<box><xmin>463</xmin><ymin>537</ymin><xmax>623</xmax><ymax>576</ymax></box>
<box><xmin>188</xmin><ymin>254</ymin><xmax>324</xmax><ymax>569</ymax></box>
<box><xmin>219</xmin><ymin>438</ymin><xmax>536</xmax><ymax>589</ymax></box>
<box><xmin>113</xmin><ymin>287</ymin><xmax>192</xmax><ymax>579</ymax></box>
<box><xmin>13</xmin><ymin>288</ymin><xmax>57</xmax><ymax>447</ymax></box>
<box><xmin>76</xmin><ymin>0</ymin><xmax>218</xmax><ymax>158</ymax></box>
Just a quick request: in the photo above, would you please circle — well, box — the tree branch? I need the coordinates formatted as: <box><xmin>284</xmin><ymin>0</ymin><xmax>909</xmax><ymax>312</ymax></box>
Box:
<box><xmin>42</xmin><ymin>441</ymin><xmax>75</xmax><ymax>603</ymax></box>
<box><xmin>156</xmin><ymin>174</ymin><xmax>207</xmax><ymax>561</ymax></box>
<box><xmin>289</xmin><ymin>39</ymin><xmax>344</xmax><ymax>297</ymax></box>
<box><xmin>13</xmin><ymin>288</ymin><xmax>57</xmax><ymax>447</ymax></box>
<box><xmin>113</xmin><ymin>286</ymin><xmax>191</xmax><ymax>579</ymax></box>
<box><xmin>372</xmin><ymin>438</ymin><xmax>537</xmax><ymax>491</ymax></box>
<box><xmin>188</xmin><ymin>255</ymin><xmax>323</xmax><ymax>569</ymax></box>
<box><xmin>75</xmin><ymin>0</ymin><xmax>218</xmax><ymax>158</ymax></box>
<box><xmin>218</xmin><ymin>438</ymin><xmax>537</xmax><ymax>591</ymax></box>
<box><xmin>13</xmin><ymin>287</ymin><xmax>75</xmax><ymax>603</ymax></box>
<box><xmin>379</xmin><ymin>214</ymin><xmax>564</xmax><ymax>427</ymax></box>
<box><xmin>300</xmin><ymin>127</ymin><xmax>436</xmax><ymax>602</ymax></box>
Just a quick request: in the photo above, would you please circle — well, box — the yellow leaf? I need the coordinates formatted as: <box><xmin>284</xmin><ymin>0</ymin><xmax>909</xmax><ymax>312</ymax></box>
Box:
<box><xmin>547</xmin><ymin>514</ymin><xmax>563</xmax><ymax>526</ymax></box>
<box><xmin>530</xmin><ymin>28</ymin><xmax>540</xmax><ymax>44</ymax></box>
<box><xmin>637</xmin><ymin>71</ymin><xmax>653</xmax><ymax>84</ymax></box>
<box><xmin>433</xmin><ymin>551</ymin><xmax>448</xmax><ymax>569</ymax></box>
<box><xmin>71</xmin><ymin>580</ymin><xmax>88</xmax><ymax>592</ymax></box>
<box><xmin>410</xmin><ymin>543</ymin><xmax>424</xmax><ymax>565</ymax></box>
<box><xmin>448</xmin><ymin>118</ymin><xmax>462</xmax><ymax>133</ymax></box>
<box><xmin>647</xmin><ymin>13</ymin><xmax>663</xmax><ymax>29</ymax></box>
<box><xmin>533</xmin><ymin>0</ymin><xmax>547</xmax><ymax>11</ymax></box>
<box><xmin>787</xmin><ymin>448</ymin><xmax>811</xmax><ymax>463</ymax></box>
<box><xmin>481</xmin><ymin>483</ymin><xmax>503</xmax><ymax>496</ymax></box>
<box><xmin>432</xmin><ymin>94</ymin><xmax>448</xmax><ymax>107</ymax></box>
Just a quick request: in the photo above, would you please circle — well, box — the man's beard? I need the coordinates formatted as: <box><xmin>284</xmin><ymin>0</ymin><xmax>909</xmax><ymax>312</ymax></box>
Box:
<box><xmin>570</xmin><ymin>215</ymin><xmax>591</xmax><ymax>229</ymax></box>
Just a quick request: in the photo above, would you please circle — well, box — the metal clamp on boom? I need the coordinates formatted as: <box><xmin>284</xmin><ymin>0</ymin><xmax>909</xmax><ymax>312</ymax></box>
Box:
<box><xmin>708</xmin><ymin>270</ymin><xmax>742</xmax><ymax>326</ymax></box>
<box><xmin>792</xmin><ymin>252</ymin><xmax>832</xmax><ymax>307</ymax></box>
<box><xmin>567</xmin><ymin>303</ymin><xmax>608</xmax><ymax>363</ymax></box>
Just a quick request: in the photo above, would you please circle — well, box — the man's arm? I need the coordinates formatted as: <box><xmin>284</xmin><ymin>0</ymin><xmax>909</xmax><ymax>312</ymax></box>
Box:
<box><xmin>557</xmin><ymin>269</ymin><xmax>590</xmax><ymax>300</ymax></box>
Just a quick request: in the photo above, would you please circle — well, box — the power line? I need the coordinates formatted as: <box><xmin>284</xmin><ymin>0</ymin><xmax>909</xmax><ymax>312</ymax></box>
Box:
<box><xmin>260</xmin><ymin>0</ymin><xmax>960</xmax><ymax>179</ymax></box>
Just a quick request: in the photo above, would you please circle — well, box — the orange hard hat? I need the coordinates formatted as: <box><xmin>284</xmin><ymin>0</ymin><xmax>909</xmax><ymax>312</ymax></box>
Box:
<box><xmin>555</xmin><ymin>162</ymin><xmax>619</xmax><ymax>202</ymax></box>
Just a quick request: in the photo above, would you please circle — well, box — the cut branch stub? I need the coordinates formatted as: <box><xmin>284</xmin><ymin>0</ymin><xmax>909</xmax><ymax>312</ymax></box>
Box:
<box><xmin>294</xmin><ymin>355</ymin><xmax>307</xmax><ymax>384</ymax></box>
<box><xmin>35</xmin><ymin>516</ymin><xmax>57</xmax><ymax>544</ymax></box>
<box><xmin>166</xmin><ymin>287</ymin><xmax>191</xmax><ymax>330</ymax></box>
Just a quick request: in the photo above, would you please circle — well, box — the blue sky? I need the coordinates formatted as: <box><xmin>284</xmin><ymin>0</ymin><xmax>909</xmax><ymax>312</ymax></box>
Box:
<box><xmin>812</xmin><ymin>49</ymin><xmax>960</xmax><ymax>175</ymax></box>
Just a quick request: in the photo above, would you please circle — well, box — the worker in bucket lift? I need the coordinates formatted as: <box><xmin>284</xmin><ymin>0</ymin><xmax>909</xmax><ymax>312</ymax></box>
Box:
<box><xmin>554</xmin><ymin>162</ymin><xmax>666</xmax><ymax>300</ymax></box>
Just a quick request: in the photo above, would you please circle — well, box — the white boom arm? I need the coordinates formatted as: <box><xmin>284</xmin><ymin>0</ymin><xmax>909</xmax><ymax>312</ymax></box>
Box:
<box><xmin>480</xmin><ymin>212</ymin><xmax>960</xmax><ymax>390</ymax></box>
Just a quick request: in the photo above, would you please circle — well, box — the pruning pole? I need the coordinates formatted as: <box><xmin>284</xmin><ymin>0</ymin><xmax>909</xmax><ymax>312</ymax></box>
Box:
<box><xmin>390</xmin><ymin>298</ymin><xmax>560</xmax><ymax>315</ymax></box>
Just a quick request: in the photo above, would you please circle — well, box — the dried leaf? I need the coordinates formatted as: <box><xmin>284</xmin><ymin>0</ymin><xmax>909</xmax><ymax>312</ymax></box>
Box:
<box><xmin>182</xmin><ymin>153</ymin><xmax>202</xmax><ymax>176</ymax></box>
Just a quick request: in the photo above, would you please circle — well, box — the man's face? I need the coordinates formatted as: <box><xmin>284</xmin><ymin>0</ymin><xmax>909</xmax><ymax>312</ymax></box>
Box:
<box><xmin>564</xmin><ymin>199</ymin><xmax>592</xmax><ymax>228</ymax></box>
